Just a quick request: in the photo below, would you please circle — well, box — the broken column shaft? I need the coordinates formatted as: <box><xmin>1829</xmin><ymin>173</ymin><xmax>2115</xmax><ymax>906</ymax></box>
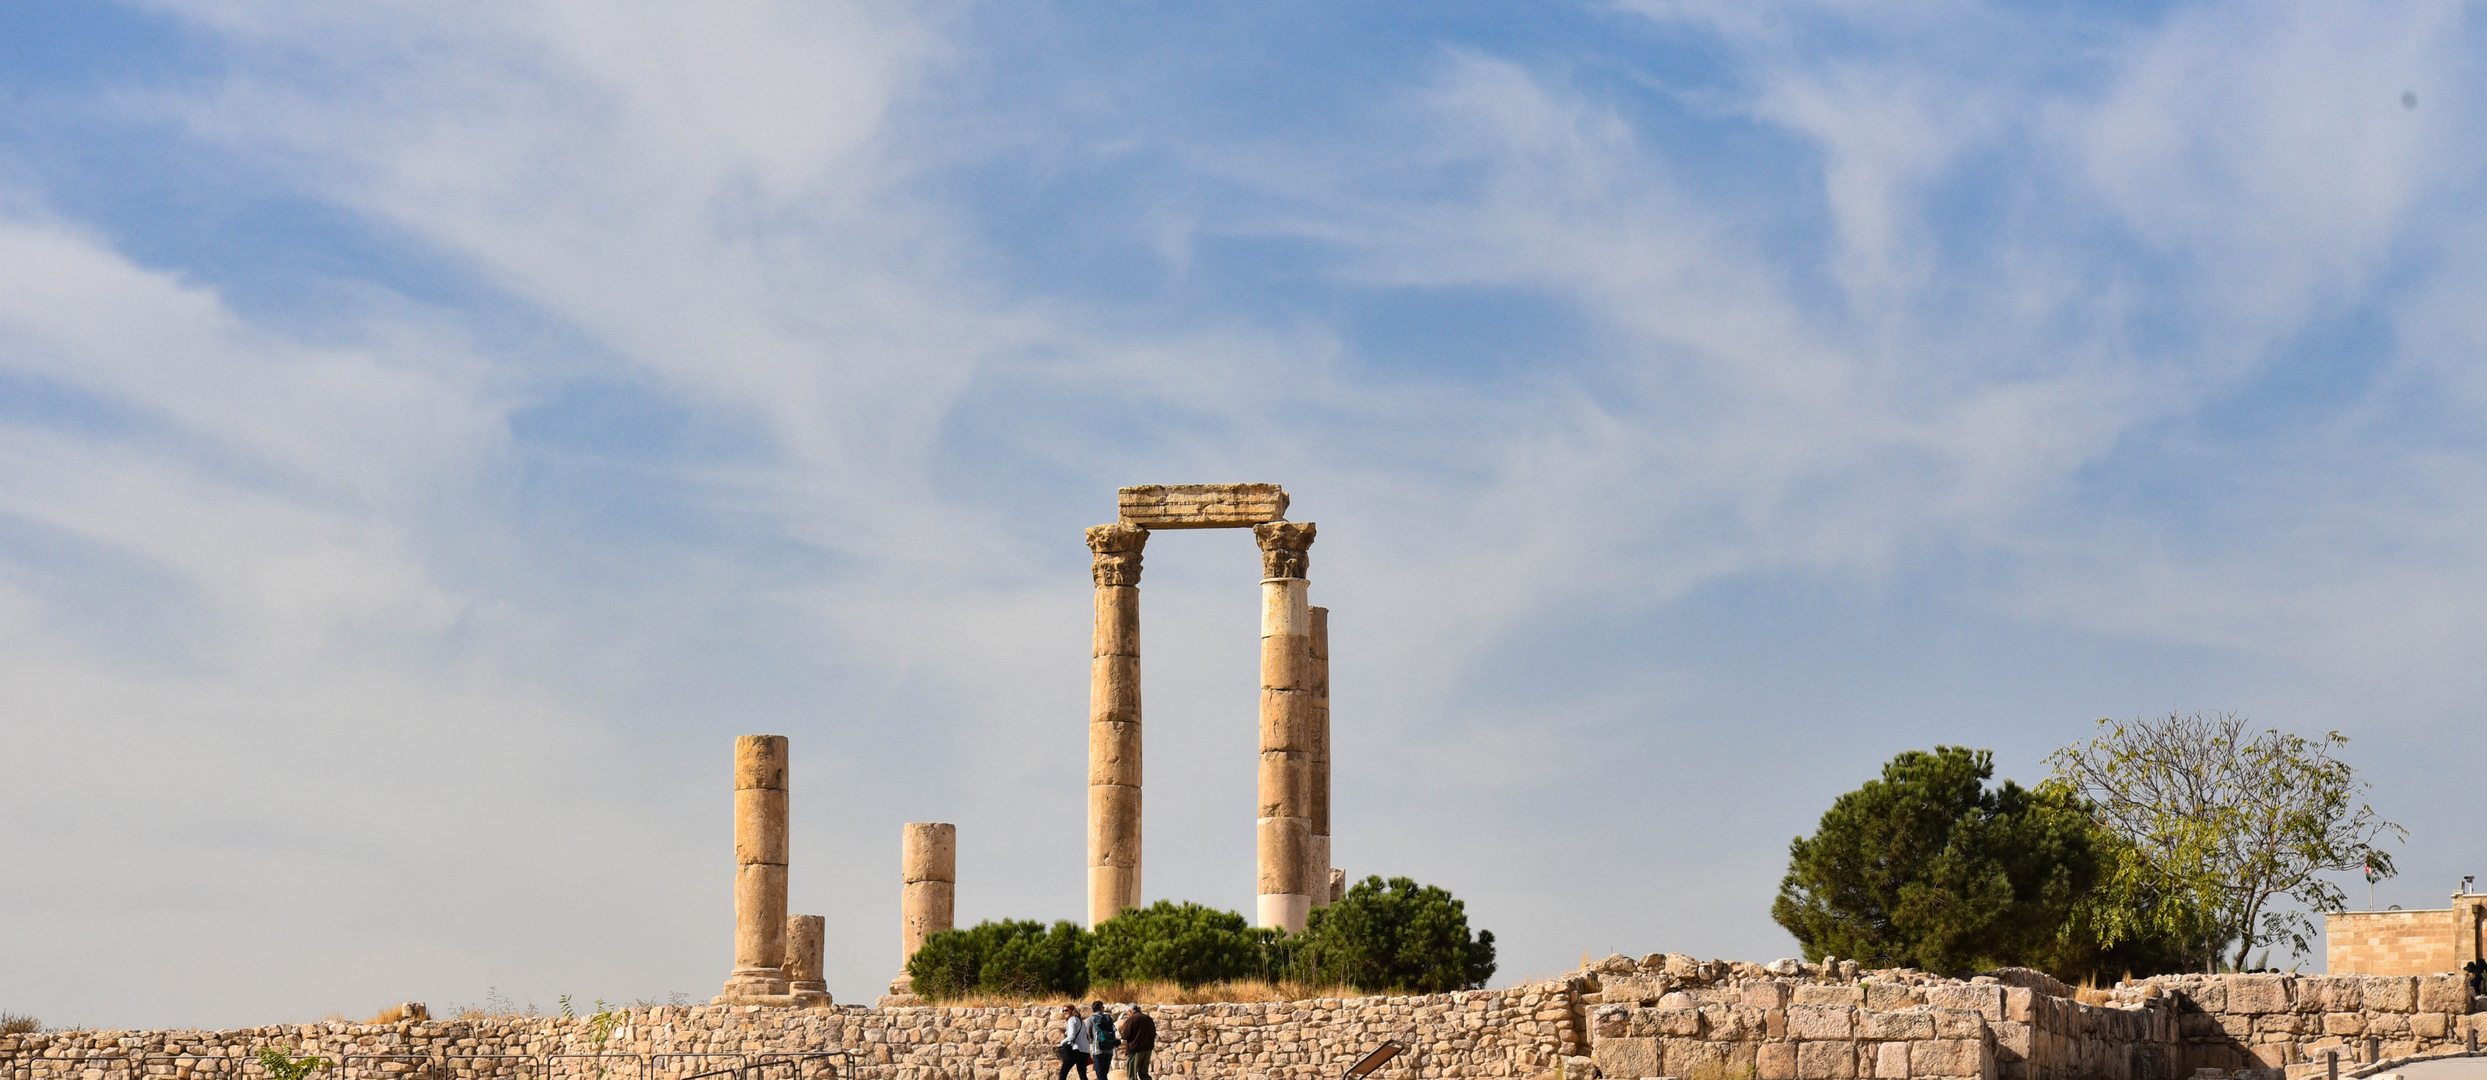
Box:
<box><xmin>721</xmin><ymin>734</ymin><xmax>790</xmax><ymax>998</ymax></box>
<box><xmin>786</xmin><ymin>914</ymin><xmax>830</xmax><ymax>1006</ymax></box>
<box><xmin>902</xmin><ymin>822</ymin><xmax>957</xmax><ymax>959</ymax></box>
<box><xmin>1086</xmin><ymin>523</ymin><xmax>1148</xmax><ymax>926</ymax></box>
<box><xmin>1254</xmin><ymin>521</ymin><xmax>1317</xmax><ymax>932</ymax></box>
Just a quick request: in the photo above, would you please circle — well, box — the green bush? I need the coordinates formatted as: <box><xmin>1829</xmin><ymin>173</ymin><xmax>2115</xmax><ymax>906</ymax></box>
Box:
<box><xmin>906</xmin><ymin>919</ymin><xmax>1092</xmax><ymax>1001</ymax></box>
<box><xmin>1089</xmin><ymin>901</ymin><xmax>1265</xmax><ymax>987</ymax></box>
<box><xmin>1301</xmin><ymin>876</ymin><xmax>1496</xmax><ymax>993</ymax></box>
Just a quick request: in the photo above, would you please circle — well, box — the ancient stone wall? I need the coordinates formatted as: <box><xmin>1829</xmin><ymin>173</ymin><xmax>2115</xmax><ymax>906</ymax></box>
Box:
<box><xmin>2130</xmin><ymin>972</ymin><xmax>2482</xmax><ymax>1075</ymax></box>
<box><xmin>0</xmin><ymin>985</ymin><xmax>1581</xmax><ymax>1080</ymax></box>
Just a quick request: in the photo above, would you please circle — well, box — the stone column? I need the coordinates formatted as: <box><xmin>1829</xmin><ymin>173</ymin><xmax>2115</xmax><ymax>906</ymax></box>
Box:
<box><xmin>786</xmin><ymin>914</ymin><xmax>830</xmax><ymax>1006</ymax></box>
<box><xmin>903</xmin><ymin>822</ymin><xmax>957</xmax><ymax>959</ymax></box>
<box><xmin>1307</xmin><ymin>604</ymin><xmax>1332</xmax><ymax>909</ymax></box>
<box><xmin>719</xmin><ymin>734</ymin><xmax>790</xmax><ymax>998</ymax></box>
<box><xmin>1253</xmin><ymin>521</ymin><xmax>1316</xmax><ymax>932</ymax></box>
<box><xmin>1087</xmin><ymin>523</ymin><xmax>1148</xmax><ymax>926</ymax></box>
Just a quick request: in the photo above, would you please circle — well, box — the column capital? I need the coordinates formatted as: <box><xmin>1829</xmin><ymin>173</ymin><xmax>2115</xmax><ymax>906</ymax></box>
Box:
<box><xmin>1086</xmin><ymin>523</ymin><xmax>1149</xmax><ymax>586</ymax></box>
<box><xmin>1253</xmin><ymin>521</ymin><xmax>1316</xmax><ymax>579</ymax></box>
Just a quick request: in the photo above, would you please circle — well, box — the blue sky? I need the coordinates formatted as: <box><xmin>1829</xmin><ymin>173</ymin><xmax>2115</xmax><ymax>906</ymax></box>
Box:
<box><xmin>4</xmin><ymin>0</ymin><xmax>2484</xmax><ymax>1028</ymax></box>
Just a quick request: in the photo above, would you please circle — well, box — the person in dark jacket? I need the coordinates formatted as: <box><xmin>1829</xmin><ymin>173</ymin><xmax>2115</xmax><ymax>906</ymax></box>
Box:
<box><xmin>1117</xmin><ymin>1004</ymin><xmax>1157</xmax><ymax>1080</ymax></box>
<box><xmin>1086</xmin><ymin>1001</ymin><xmax>1119</xmax><ymax>1079</ymax></box>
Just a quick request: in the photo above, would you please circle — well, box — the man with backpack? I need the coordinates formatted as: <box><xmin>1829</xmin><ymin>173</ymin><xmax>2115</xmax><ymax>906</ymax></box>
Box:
<box><xmin>1086</xmin><ymin>1001</ymin><xmax>1119</xmax><ymax>1079</ymax></box>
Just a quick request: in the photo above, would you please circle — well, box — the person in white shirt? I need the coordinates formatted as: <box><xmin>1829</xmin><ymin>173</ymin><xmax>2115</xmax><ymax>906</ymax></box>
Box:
<box><xmin>1056</xmin><ymin>1003</ymin><xmax>1094</xmax><ymax>1080</ymax></box>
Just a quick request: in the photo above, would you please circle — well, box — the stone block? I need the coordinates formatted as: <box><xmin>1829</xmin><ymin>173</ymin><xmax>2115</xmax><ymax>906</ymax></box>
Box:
<box><xmin>1591</xmin><ymin>1037</ymin><xmax>1657</xmax><ymax>1080</ymax></box>
<box><xmin>2367</xmin><ymin>1013</ymin><xmax>2409</xmax><ymax>1037</ymax></box>
<box><xmin>1873</xmin><ymin>1042</ymin><xmax>1909</xmax><ymax>1080</ymax></box>
<box><xmin>1759</xmin><ymin>1042</ymin><xmax>1798</xmax><ymax>1080</ymax></box>
<box><xmin>1794</xmin><ymin>986</ymin><xmax>1864</xmax><ymax>1007</ymax></box>
<box><xmin>1865</xmin><ymin>984</ymin><xmax>1924</xmax><ymax>1012</ymax></box>
<box><xmin>1747</xmin><ymin>982</ymin><xmax>1793</xmax><ymax>1010</ymax></box>
<box><xmin>1591</xmin><ymin>1004</ymin><xmax>1631</xmax><ymax>1038</ymax></box>
<box><xmin>1119</xmin><ymin>484</ymin><xmax>1290</xmax><ymax>528</ymax></box>
<box><xmin>1665</xmin><ymin>1038</ymin><xmax>1728</xmax><ymax>1077</ymax></box>
<box><xmin>2254</xmin><ymin>1012</ymin><xmax>2305</xmax><ymax>1034</ymax></box>
<box><xmin>1701</xmin><ymin>1005</ymin><xmax>1751</xmax><ymax>1040</ymax></box>
<box><xmin>1912</xmin><ymin>1039</ymin><xmax>1984</xmax><ymax>1078</ymax></box>
<box><xmin>2418</xmin><ymin>975</ymin><xmax>2471</xmax><ymax>1015</ymax></box>
<box><xmin>1767</xmin><ymin>1009</ymin><xmax>1788</xmax><ymax>1039</ymax></box>
<box><xmin>1933</xmin><ymin>1008</ymin><xmax>1989</xmax><ymax>1039</ymax></box>
<box><xmin>2247</xmin><ymin>1043</ymin><xmax>2295</xmax><ymax>1068</ymax></box>
<box><xmin>2366</xmin><ymin>977</ymin><xmax>2419</xmax><ymax>1012</ymax></box>
<box><xmin>2321</xmin><ymin>1014</ymin><xmax>2364</xmax><ymax>1036</ymax></box>
<box><xmin>2304</xmin><ymin>977</ymin><xmax>2361</xmax><ymax>1013</ymax></box>
<box><xmin>1602</xmin><ymin>976</ymin><xmax>1664</xmax><ymax>1006</ymax></box>
<box><xmin>2412</xmin><ymin>1012</ymin><xmax>2449</xmax><ymax>1039</ymax></box>
<box><xmin>1796</xmin><ymin>1041</ymin><xmax>1855</xmax><ymax>1079</ymax></box>
<box><xmin>2003</xmin><ymin>987</ymin><xmax>2033</xmax><ymax>1023</ymax></box>
<box><xmin>1652</xmin><ymin>1008</ymin><xmax>1701</xmax><ymax>1037</ymax></box>
<box><xmin>2227</xmin><ymin>975</ymin><xmax>2289</xmax><ymax>1014</ymax></box>
<box><xmin>1992</xmin><ymin>1022</ymin><xmax>2031</xmax><ymax>1060</ymax></box>
<box><xmin>1788</xmin><ymin>1005</ymin><xmax>1853</xmax><ymax>1040</ymax></box>
<box><xmin>1925</xmin><ymin>986</ymin><xmax>2004</xmax><ymax>1019</ymax></box>
<box><xmin>1856</xmin><ymin>1010</ymin><xmax>1933</xmax><ymax>1041</ymax></box>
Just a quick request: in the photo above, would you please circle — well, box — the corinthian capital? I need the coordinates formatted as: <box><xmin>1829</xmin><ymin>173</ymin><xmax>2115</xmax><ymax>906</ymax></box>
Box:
<box><xmin>1252</xmin><ymin>521</ymin><xmax>1316</xmax><ymax>580</ymax></box>
<box><xmin>1086</xmin><ymin>523</ymin><xmax>1149</xmax><ymax>587</ymax></box>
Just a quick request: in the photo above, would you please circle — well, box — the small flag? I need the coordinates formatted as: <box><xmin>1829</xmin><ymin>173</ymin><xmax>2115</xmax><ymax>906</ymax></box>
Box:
<box><xmin>2365</xmin><ymin>860</ymin><xmax>2380</xmax><ymax>884</ymax></box>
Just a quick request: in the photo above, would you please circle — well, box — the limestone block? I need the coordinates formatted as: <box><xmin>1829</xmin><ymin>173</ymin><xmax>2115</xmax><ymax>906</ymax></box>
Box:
<box><xmin>2247</xmin><ymin>1043</ymin><xmax>2294</xmax><ymax>1069</ymax></box>
<box><xmin>1746</xmin><ymin>982</ymin><xmax>1792</xmax><ymax>1010</ymax></box>
<box><xmin>1856</xmin><ymin>1009</ymin><xmax>1933</xmax><ymax>1041</ymax></box>
<box><xmin>2304</xmin><ymin>977</ymin><xmax>2362</xmax><ymax>1013</ymax></box>
<box><xmin>2356</xmin><ymin>977</ymin><xmax>2416</xmax><ymax>1013</ymax></box>
<box><xmin>1666</xmin><ymin>1038</ymin><xmax>1729</xmax><ymax>1077</ymax></box>
<box><xmin>1871</xmin><ymin>1041</ymin><xmax>1908</xmax><ymax>1080</ymax></box>
<box><xmin>1794</xmin><ymin>986</ymin><xmax>1864</xmax><ymax>1007</ymax></box>
<box><xmin>1256</xmin><ymin>815</ymin><xmax>1310</xmax><ymax>893</ymax></box>
<box><xmin>2228</xmin><ymin>975</ymin><xmax>2290</xmax><ymax>1014</ymax></box>
<box><xmin>2367</xmin><ymin>1013</ymin><xmax>2409</xmax><ymax>1037</ymax></box>
<box><xmin>2413</xmin><ymin>1012</ymin><xmax>2449</xmax><ymax>1039</ymax></box>
<box><xmin>1795</xmin><ymin>1041</ymin><xmax>1855</xmax><ymax>1079</ymax></box>
<box><xmin>1590</xmin><ymin>1037</ymin><xmax>1657</xmax><ymax>1080</ymax></box>
<box><xmin>1932</xmin><ymin>1008</ymin><xmax>1988</xmax><ymax>1039</ymax></box>
<box><xmin>1092</xmin><ymin>586</ymin><xmax>1140</xmax><ymax>655</ymax></box>
<box><xmin>1590</xmin><ymin>1004</ymin><xmax>1631</xmax><ymax>1038</ymax></box>
<box><xmin>2003</xmin><ymin>987</ymin><xmax>2033</xmax><ymax>1023</ymax></box>
<box><xmin>1257</xmin><ymin>749</ymin><xmax>1315</xmax><ymax>817</ymax></box>
<box><xmin>1119</xmin><ymin>484</ymin><xmax>1289</xmax><ymax>529</ymax></box>
<box><xmin>1767</xmin><ymin>1008</ymin><xmax>1788</xmax><ymax>1038</ymax></box>
<box><xmin>1088</xmin><ymin>721</ymin><xmax>1143</xmax><ymax>787</ymax></box>
<box><xmin>1649</xmin><ymin>1008</ymin><xmax>1700</xmax><ymax>1037</ymax></box>
<box><xmin>1260</xmin><ymin>690</ymin><xmax>1316</xmax><ymax>752</ymax></box>
<box><xmin>1912</xmin><ymin>1039</ymin><xmax>1985</xmax><ymax>1078</ymax></box>
<box><xmin>1091</xmin><ymin>657</ymin><xmax>1143</xmax><ymax>725</ymax></box>
<box><xmin>1924</xmin><ymin>986</ymin><xmax>2004</xmax><ymax>1020</ymax></box>
<box><xmin>1788</xmin><ymin>1005</ymin><xmax>1853</xmax><ymax>1041</ymax></box>
<box><xmin>1756</xmin><ymin>1041</ymin><xmax>1798</xmax><ymax>1080</ymax></box>
<box><xmin>2417</xmin><ymin>975</ymin><xmax>2470</xmax><ymax>1014</ymax></box>
<box><xmin>1599</xmin><ymin>976</ymin><xmax>1662</xmax><ymax>1005</ymax></box>
<box><xmin>2218</xmin><ymin>1014</ymin><xmax>2254</xmax><ymax>1038</ymax></box>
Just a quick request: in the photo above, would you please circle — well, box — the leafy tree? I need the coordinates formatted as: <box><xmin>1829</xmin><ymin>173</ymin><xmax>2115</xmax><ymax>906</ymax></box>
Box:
<box><xmin>2046</xmin><ymin>712</ymin><xmax>2403</xmax><ymax>972</ymax></box>
<box><xmin>1772</xmin><ymin>746</ymin><xmax>2099</xmax><ymax>974</ymax></box>
<box><xmin>1090</xmin><ymin>901</ymin><xmax>1265</xmax><ymax>987</ymax></box>
<box><xmin>906</xmin><ymin>919</ymin><xmax>1092</xmax><ymax>1001</ymax></box>
<box><xmin>1301</xmin><ymin>876</ymin><xmax>1496</xmax><ymax>993</ymax></box>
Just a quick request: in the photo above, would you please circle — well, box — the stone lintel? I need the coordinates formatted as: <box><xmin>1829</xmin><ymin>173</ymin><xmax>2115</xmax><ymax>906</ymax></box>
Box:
<box><xmin>708</xmin><ymin>993</ymin><xmax>828</xmax><ymax>1008</ymax></box>
<box><xmin>1119</xmin><ymin>484</ymin><xmax>1289</xmax><ymax>528</ymax></box>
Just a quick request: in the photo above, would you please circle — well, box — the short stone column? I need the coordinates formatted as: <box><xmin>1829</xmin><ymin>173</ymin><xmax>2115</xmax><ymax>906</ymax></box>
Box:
<box><xmin>785</xmin><ymin>914</ymin><xmax>830</xmax><ymax>1006</ymax></box>
<box><xmin>718</xmin><ymin>734</ymin><xmax>790</xmax><ymax>999</ymax></box>
<box><xmin>1307</xmin><ymin>604</ymin><xmax>1333</xmax><ymax>909</ymax></box>
<box><xmin>902</xmin><ymin>822</ymin><xmax>958</xmax><ymax>959</ymax></box>
<box><xmin>1086</xmin><ymin>523</ymin><xmax>1148</xmax><ymax>926</ymax></box>
<box><xmin>1253</xmin><ymin>521</ymin><xmax>1317</xmax><ymax>931</ymax></box>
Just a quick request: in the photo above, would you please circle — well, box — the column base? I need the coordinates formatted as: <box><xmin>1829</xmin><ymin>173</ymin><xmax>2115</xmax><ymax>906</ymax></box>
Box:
<box><xmin>1256</xmin><ymin>892</ymin><xmax>1310</xmax><ymax>933</ymax></box>
<box><xmin>709</xmin><ymin>993</ymin><xmax>828</xmax><ymax>1009</ymax></box>
<box><xmin>720</xmin><ymin>967</ymin><xmax>789</xmax><ymax>997</ymax></box>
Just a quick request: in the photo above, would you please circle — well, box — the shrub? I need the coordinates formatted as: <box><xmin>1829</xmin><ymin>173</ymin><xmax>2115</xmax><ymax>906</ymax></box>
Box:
<box><xmin>1301</xmin><ymin>876</ymin><xmax>1496</xmax><ymax>993</ymax></box>
<box><xmin>1089</xmin><ymin>901</ymin><xmax>1265</xmax><ymax>988</ymax></box>
<box><xmin>907</xmin><ymin>919</ymin><xmax>1092</xmax><ymax>1001</ymax></box>
<box><xmin>1</xmin><ymin>1012</ymin><xmax>40</xmax><ymax>1035</ymax></box>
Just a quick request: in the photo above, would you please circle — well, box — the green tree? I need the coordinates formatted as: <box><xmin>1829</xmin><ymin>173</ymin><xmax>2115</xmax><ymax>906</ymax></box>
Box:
<box><xmin>1772</xmin><ymin>746</ymin><xmax>2099</xmax><ymax>974</ymax></box>
<box><xmin>1301</xmin><ymin>876</ymin><xmax>1496</xmax><ymax>993</ymax></box>
<box><xmin>2046</xmin><ymin>712</ymin><xmax>2403</xmax><ymax>972</ymax></box>
<box><xmin>906</xmin><ymin>919</ymin><xmax>1093</xmax><ymax>1001</ymax></box>
<box><xmin>1089</xmin><ymin>901</ymin><xmax>1264</xmax><ymax>988</ymax></box>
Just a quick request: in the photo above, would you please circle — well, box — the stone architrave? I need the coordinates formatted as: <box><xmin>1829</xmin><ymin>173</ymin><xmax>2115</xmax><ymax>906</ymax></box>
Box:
<box><xmin>1119</xmin><ymin>484</ymin><xmax>1290</xmax><ymax>529</ymax></box>
<box><xmin>1253</xmin><ymin>520</ymin><xmax>1317</xmax><ymax>931</ymax></box>
<box><xmin>785</xmin><ymin>915</ymin><xmax>831</xmax><ymax>1007</ymax></box>
<box><xmin>902</xmin><ymin>822</ymin><xmax>958</xmax><ymax>959</ymax></box>
<box><xmin>1086</xmin><ymin>523</ymin><xmax>1148</xmax><ymax>926</ymax></box>
<box><xmin>1307</xmin><ymin>605</ymin><xmax>1333</xmax><ymax>910</ymax></box>
<box><xmin>717</xmin><ymin>735</ymin><xmax>791</xmax><ymax>1000</ymax></box>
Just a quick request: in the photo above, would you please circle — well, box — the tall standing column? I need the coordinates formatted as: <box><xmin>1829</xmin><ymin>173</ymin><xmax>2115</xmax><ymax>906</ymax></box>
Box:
<box><xmin>902</xmin><ymin>822</ymin><xmax>957</xmax><ymax>960</ymax></box>
<box><xmin>719</xmin><ymin>734</ymin><xmax>790</xmax><ymax>999</ymax></box>
<box><xmin>1087</xmin><ymin>523</ymin><xmax>1149</xmax><ymax>926</ymax></box>
<box><xmin>1253</xmin><ymin>521</ymin><xmax>1317</xmax><ymax>932</ymax></box>
<box><xmin>1307</xmin><ymin>605</ymin><xmax>1332</xmax><ymax>909</ymax></box>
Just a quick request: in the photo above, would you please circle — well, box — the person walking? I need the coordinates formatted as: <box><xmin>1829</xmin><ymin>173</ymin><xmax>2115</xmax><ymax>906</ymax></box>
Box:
<box><xmin>1086</xmin><ymin>1001</ymin><xmax>1120</xmax><ymax>1080</ymax></box>
<box><xmin>1118</xmin><ymin>1004</ymin><xmax>1157</xmax><ymax>1080</ymax></box>
<box><xmin>1056</xmin><ymin>1003</ymin><xmax>1093</xmax><ymax>1080</ymax></box>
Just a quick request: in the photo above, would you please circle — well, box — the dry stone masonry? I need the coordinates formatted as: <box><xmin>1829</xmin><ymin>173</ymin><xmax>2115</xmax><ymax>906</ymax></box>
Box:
<box><xmin>16</xmin><ymin>962</ymin><xmax>2487</xmax><ymax>1080</ymax></box>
